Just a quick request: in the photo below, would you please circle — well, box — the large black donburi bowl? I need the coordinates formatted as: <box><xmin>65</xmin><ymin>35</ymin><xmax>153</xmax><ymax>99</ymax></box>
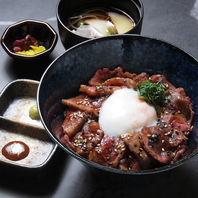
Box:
<box><xmin>37</xmin><ymin>35</ymin><xmax>198</xmax><ymax>183</ymax></box>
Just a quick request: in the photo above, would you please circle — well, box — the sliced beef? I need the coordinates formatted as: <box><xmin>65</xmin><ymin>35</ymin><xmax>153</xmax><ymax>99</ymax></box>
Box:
<box><xmin>121</xmin><ymin>132</ymin><xmax>155</xmax><ymax>169</ymax></box>
<box><xmin>118</xmin><ymin>153</ymin><xmax>141</xmax><ymax>171</ymax></box>
<box><xmin>139</xmin><ymin>125</ymin><xmax>188</xmax><ymax>164</ymax></box>
<box><xmin>80</xmin><ymin>77</ymin><xmax>136</xmax><ymax>97</ymax></box>
<box><xmin>149</xmin><ymin>74</ymin><xmax>176</xmax><ymax>91</ymax></box>
<box><xmin>169</xmin><ymin>88</ymin><xmax>194</xmax><ymax>122</ymax></box>
<box><xmin>79</xmin><ymin>85</ymin><xmax>122</xmax><ymax>97</ymax></box>
<box><xmin>150</xmin><ymin>74</ymin><xmax>194</xmax><ymax>123</ymax></box>
<box><xmin>161</xmin><ymin>111</ymin><xmax>191</xmax><ymax>135</ymax></box>
<box><xmin>62</xmin><ymin>94</ymin><xmax>107</xmax><ymax>117</ymax></box>
<box><xmin>62</xmin><ymin>108</ymin><xmax>91</xmax><ymax>137</ymax></box>
<box><xmin>103</xmin><ymin>77</ymin><xmax>136</xmax><ymax>88</ymax></box>
<box><xmin>88</xmin><ymin>67</ymin><xmax>137</xmax><ymax>86</ymax></box>
<box><xmin>62</xmin><ymin>120</ymin><xmax>104</xmax><ymax>157</ymax></box>
<box><xmin>133</xmin><ymin>72</ymin><xmax>149</xmax><ymax>83</ymax></box>
<box><xmin>88</xmin><ymin>68</ymin><xmax>117</xmax><ymax>86</ymax></box>
<box><xmin>89</xmin><ymin>135</ymin><xmax>126</xmax><ymax>168</ymax></box>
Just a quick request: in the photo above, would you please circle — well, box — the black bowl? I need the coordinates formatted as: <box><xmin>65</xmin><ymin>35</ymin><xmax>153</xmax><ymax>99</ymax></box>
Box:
<box><xmin>57</xmin><ymin>0</ymin><xmax>144</xmax><ymax>49</ymax></box>
<box><xmin>37</xmin><ymin>35</ymin><xmax>198</xmax><ymax>181</ymax></box>
<box><xmin>1</xmin><ymin>20</ymin><xmax>58</xmax><ymax>60</ymax></box>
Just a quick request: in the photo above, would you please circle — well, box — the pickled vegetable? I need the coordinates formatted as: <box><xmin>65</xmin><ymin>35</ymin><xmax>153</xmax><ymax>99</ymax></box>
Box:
<box><xmin>13</xmin><ymin>35</ymin><xmax>46</xmax><ymax>55</ymax></box>
<box><xmin>16</xmin><ymin>45</ymin><xmax>46</xmax><ymax>55</ymax></box>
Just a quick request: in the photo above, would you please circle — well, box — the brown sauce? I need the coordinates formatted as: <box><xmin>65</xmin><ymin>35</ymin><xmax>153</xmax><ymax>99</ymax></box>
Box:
<box><xmin>2</xmin><ymin>141</ymin><xmax>30</xmax><ymax>161</ymax></box>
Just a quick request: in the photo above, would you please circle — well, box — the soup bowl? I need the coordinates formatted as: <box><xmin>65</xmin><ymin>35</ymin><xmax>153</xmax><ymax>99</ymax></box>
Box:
<box><xmin>37</xmin><ymin>35</ymin><xmax>198</xmax><ymax>181</ymax></box>
<box><xmin>56</xmin><ymin>0</ymin><xmax>143</xmax><ymax>49</ymax></box>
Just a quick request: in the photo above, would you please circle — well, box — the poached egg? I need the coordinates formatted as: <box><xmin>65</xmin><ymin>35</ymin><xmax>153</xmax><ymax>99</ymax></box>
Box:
<box><xmin>99</xmin><ymin>88</ymin><xmax>158</xmax><ymax>137</ymax></box>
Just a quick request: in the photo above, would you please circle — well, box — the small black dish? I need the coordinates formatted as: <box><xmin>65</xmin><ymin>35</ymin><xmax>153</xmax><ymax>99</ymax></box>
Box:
<box><xmin>1</xmin><ymin>20</ymin><xmax>58</xmax><ymax>60</ymax></box>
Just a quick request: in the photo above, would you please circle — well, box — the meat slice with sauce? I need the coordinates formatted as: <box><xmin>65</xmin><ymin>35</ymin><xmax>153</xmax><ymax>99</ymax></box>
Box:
<box><xmin>80</xmin><ymin>77</ymin><xmax>136</xmax><ymax>97</ymax></box>
<box><xmin>121</xmin><ymin>132</ymin><xmax>156</xmax><ymax>169</ymax></box>
<box><xmin>62</xmin><ymin>94</ymin><xmax>107</xmax><ymax>117</ymax></box>
<box><xmin>62</xmin><ymin>108</ymin><xmax>91</xmax><ymax>137</ymax></box>
<box><xmin>118</xmin><ymin>153</ymin><xmax>141</xmax><ymax>171</ymax></box>
<box><xmin>168</xmin><ymin>88</ymin><xmax>194</xmax><ymax>122</ymax></box>
<box><xmin>88</xmin><ymin>135</ymin><xmax>126</xmax><ymax>168</ymax></box>
<box><xmin>139</xmin><ymin>125</ymin><xmax>188</xmax><ymax>164</ymax></box>
<box><xmin>149</xmin><ymin>74</ymin><xmax>176</xmax><ymax>91</ymax></box>
<box><xmin>88</xmin><ymin>67</ymin><xmax>137</xmax><ymax>86</ymax></box>
<box><xmin>62</xmin><ymin>120</ymin><xmax>104</xmax><ymax>157</ymax></box>
<box><xmin>133</xmin><ymin>72</ymin><xmax>149</xmax><ymax>83</ymax></box>
<box><xmin>79</xmin><ymin>85</ymin><xmax>121</xmax><ymax>97</ymax></box>
<box><xmin>161</xmin><ymin>111</ymin><xmax>192</xmax><ymax>137</ymax></box>
<box><xmin>103</xmin><ymin>77</ymin><xmax>136</xmax><ymax>88</ymax></box>
<box><xmin>150</xmin><ymin>74</ymin><xmax>194</xmax><ymax>123</ymax></box>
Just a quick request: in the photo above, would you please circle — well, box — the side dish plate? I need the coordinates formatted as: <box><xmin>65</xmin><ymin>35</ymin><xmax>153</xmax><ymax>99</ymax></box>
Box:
<box><xmin>0</xmin><ymin>79</ymin><xmax>57</xmax><ymax>168</ymax></box>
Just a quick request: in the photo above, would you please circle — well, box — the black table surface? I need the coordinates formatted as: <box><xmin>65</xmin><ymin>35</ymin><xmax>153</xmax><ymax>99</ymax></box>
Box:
<box><xmin>0</xmin><ymin>0</ymin><xmax>198</xmax><ymax>197</ymax></box>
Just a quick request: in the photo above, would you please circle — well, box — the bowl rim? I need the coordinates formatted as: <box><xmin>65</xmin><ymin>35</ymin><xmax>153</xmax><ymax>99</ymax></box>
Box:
<box><xmin>37</xmin><ymin>34</ymin><xmax>198</xmax><ymax>175</ymax></box>
<box><xmin>0</xmin><ymin>19</ymin><xmax>58</xmax><ymax>59</ymax></box>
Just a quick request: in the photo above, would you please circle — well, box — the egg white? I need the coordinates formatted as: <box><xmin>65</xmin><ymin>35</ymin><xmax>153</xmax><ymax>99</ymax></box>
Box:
<box><xmin>98</xmin><ymin>88</ymin><xmax>158</xmax><ymax>137</ymax></box>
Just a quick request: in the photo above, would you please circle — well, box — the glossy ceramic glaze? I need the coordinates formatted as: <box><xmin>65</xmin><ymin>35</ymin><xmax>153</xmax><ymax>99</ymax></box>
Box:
<box><xmin>1</xmin><ymin>20</ymin><xmax>58</xmax><ymax>60</ymax></box>
<box><xmin>57</xmin><ymin>0</ymin><xmax>144</xmax><ymax>49</ymax></box>
<box><xmin>38</xmin><ymin>35</ymin><xmax>198</xmax><ymax>179</ymax></box>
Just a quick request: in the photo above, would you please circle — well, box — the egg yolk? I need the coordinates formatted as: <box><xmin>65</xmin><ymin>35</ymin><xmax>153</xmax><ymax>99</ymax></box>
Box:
<box><xmin>99</xmin><ymin>88</ymin><xmax>158</xmax><ymax>137</ymax></box>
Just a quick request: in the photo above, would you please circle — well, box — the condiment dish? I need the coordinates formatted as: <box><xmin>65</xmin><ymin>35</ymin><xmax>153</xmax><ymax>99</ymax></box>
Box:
<box><xmin>0</xmin><ymin>79</ymin><xmax>57</xmax><ymax>169</ymax></box>
<box><xmin>1</xmin><ymin>20</ymin><xmax>58</xmax><ymax>60</ymax></box>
